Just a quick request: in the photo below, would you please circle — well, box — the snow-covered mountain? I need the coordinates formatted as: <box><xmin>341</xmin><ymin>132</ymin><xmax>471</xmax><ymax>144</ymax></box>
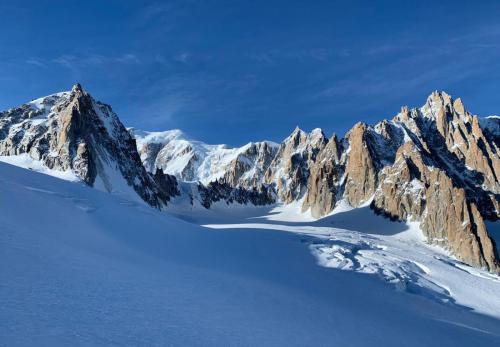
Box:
<box><xmin>132</xmin><ymin>128</ymin><xmax>279</xmax><ymax>187</ymax></box>
<box><xmin>0</xmin><ymin>85</ymin><xmax>498</xmax><ymax>273</ymax></box>
<box><xmin>132</xmin><ymin>126</ymin><xmax>329</xmax><ymax>200</ymax></box>
<box><xmin>2</xmin><ymin>84</ymin><xmax>500</xmax><ymax>345</ymax></box>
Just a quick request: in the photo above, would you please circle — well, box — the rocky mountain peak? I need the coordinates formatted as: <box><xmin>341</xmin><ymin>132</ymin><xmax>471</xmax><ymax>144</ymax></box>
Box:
<box><xmin>425</xmin><ymin>90</ymin><xmax>452</xmax><ymax>109</ymax></box>
<box><xmin>71</xmin><ymin>82</ymin><xmax>84</xmax><ymax>94</ymax></box>
<box><xmin>419</xmin><ymin>90</ymin><xmax>471</xmax><ymax>123</ymax></box>
<box><xmin>263</xmin><ymin>127</ymin><xmax>328</xmax><ymax>202</ymax></box>
<box><xmin>0</xmin><ymin>84</ymin><xmax>178</xmax><ymax>208</ymax></box>
<box><xmin>291</xmin><ymin>125</ymin><xmax>304</xmax><ymax>134</ymax></box>
<box><xmin>309</xmin><ymin>128</ymin><xmax>327</xmax><ymax>145</ymax></box>
<box><xmin>285</xmin><ymin>126</ymin><xmax>308</xmax><ymax>145</ymax></box>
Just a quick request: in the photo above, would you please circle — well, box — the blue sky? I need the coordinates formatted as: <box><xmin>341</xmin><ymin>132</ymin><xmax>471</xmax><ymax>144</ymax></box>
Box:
<box><xmin>2</xmin><ymin>0</ymin><xmax>500</xmax><ymax>145</ymax></box>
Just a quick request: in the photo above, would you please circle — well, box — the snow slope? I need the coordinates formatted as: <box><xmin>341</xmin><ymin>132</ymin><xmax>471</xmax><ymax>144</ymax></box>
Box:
<box><xmin>0</xmin><ymin>153</ymin><xmax>80</xmax><ymax>181</ymax></box>
<box><xmin>1</xmin><ymin>161</ymin><xmax>500</xmax><ymax>346</ymax></box>
<box><xmin>201</xmin><ymin>200</ymin><xmax>500</xmax><ymax>319</ymax></box>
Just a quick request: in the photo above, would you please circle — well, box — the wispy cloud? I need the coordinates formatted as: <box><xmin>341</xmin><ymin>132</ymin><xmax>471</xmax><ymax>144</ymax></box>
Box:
<box><xmin>138</xmin><ymin>92</ymin><xmax>194</xmax><ymax>127</ymax></box>
<box><xmin>140</xmin><ymin>2</ymin><xmax>175</xmax><ymax>21</ymax></box>
<box><xmin>173</xmin><ymin>52</ymin><xmax>191</xmax><ymax>64</ymax></box>
<box><xmin>52</xmin><ymin>54</ymin><xmax>76</xmax><ymax>69</ymax></box>
<box><xmin>249</xmin><ymin>48</ymin><xmax>335</xmax><ymax>64</ymax></box>
<box><xmin>51</xmin><ymin>53</ymin><xmax>141</xmax><ymax>70</ymax></box>
<box><xmin>115</xmin><ymin>53</ymin><xmax>141</xmax><ymax>64</ymax></box>
<box><xmin>313</xmin><ymin>23</ymin><xmax>500</xmax><ymax>110</ymax></box>
<box><xmin>134</xmin><ymin>1</ymin><xmax>195</xmax><ymax>31</ymax></box>
<box><xmin>122</xmin><ymin>67</ymin><xmax>263</xmax><ymax>130</ymax></box>
<box><xmin>124</xmin><ymin>75</ymin><xmax>204</xmax><ymax>129</ymax></box>
<box><xmin>25</xmin><ymin>57</ymin><xmax>46</xmax><ymax>68</ymax></box>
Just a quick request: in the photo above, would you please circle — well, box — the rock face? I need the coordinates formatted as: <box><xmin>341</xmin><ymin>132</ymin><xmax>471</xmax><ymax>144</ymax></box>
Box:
<box><xmin>301</xmin><ymin>134</ymin><xmax>343</xmax><ymax>217</ymax></box>
<box><xmin>264</xmin><ymin>127</ymin><xmax>328</xmax><ymax>203</ymax></box>
<box><xmin>196</xmin><ymin>179</ymin><xmax>275</xmax><ymax>208</ymax></box>
<box><xmin>342</xmin><ymin>123</ymin><xmax>379</xmax><ymax>207</ymax></box>
<box><xmin>0</xmin><ymin>84</ymin><xmax>177</xmax><ymax>208</ymax></box>
<box><xmin>372</xmin><ymin>141</ymin><xmax>498</xmax><ymax>270</ymax></box>
<box><xmin>223</xmin><ymin>141</ymin><xmax>278</xmax><ymax>188</ymax></box>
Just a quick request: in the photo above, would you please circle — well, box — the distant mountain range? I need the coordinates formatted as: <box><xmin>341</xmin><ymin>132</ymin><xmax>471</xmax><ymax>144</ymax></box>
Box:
<box><xmin>0</xmin><ymin>84</ymin><xmax>498</xmax><ymax>272</ymax></box>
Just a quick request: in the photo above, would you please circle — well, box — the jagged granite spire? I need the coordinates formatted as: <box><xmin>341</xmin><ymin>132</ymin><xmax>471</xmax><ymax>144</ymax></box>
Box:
<box><xmin>302</xmin><ymin>91</ymin><xmax>500</xmax><ymax>272</ymax></box>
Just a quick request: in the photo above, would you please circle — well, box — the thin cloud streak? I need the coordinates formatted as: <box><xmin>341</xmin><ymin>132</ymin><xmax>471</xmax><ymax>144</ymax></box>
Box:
<box><xmin>25</xmin><ymin>58</ymin><xmax>46</xmax><ymax>67</ymax></box>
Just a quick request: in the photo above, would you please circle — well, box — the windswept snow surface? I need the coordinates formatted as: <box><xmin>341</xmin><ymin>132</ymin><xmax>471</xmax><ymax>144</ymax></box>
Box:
<box><xmin>199</xmin><ymin>200</ymin><xmax>500</xmax><ymax>319</ymax></box>
<box><xmin>0</xmin><ymin>155</ymin><xmax>143</xmax><ymax>204</ymax></box>
<box><xmin>2</xmin><ymin>162</ymin><xmax>500</xmax><ymax>346</ymax></box>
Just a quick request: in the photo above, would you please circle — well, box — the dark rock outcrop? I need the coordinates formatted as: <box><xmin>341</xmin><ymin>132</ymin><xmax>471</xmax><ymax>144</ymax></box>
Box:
<box><xmin>197</xmin><ymin>179</ymin><xmax>275</xmax><ymax>208</ymax></box>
